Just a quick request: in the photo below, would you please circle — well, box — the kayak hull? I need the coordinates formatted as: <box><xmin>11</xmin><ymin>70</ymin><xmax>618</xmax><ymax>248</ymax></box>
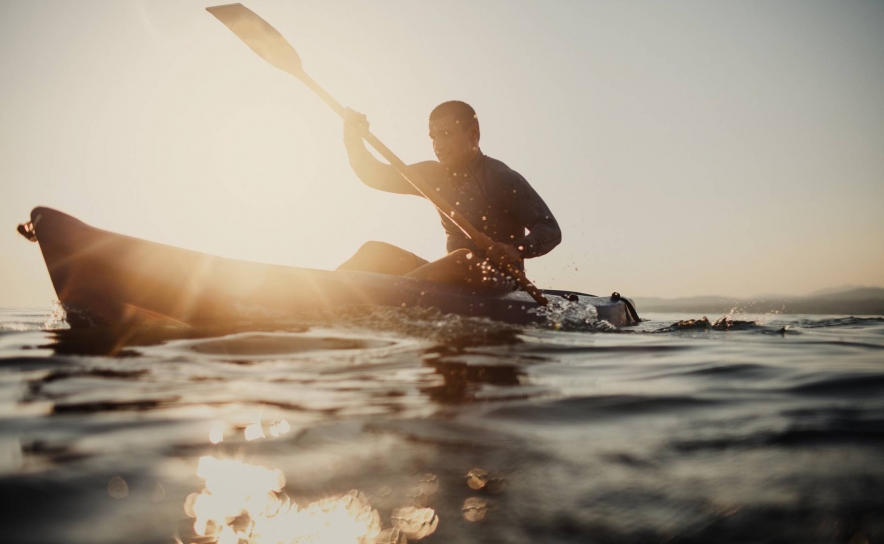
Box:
<box><xmin>25</xmin><ymin>207</ymin><xmax>637</xmax><ymax>328</ymax></box>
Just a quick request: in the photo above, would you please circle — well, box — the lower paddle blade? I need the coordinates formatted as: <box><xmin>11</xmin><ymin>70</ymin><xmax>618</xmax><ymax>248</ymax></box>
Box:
<box><xmin>207</xmin><ymin>3</ymin><xmax>304</xmax><ymax>78</ymax></box>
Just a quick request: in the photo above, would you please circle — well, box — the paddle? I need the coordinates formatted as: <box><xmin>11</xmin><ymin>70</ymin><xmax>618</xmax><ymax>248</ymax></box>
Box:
<box><xmin>206</xmin><ymin>3</ymin><xmax>549</xmax><ymax>306</ymax></box>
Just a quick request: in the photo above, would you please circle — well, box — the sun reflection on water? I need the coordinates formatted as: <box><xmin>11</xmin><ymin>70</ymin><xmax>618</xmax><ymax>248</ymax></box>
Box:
<box><xmin>209</xmin><ymin>424</ymin><xmax>225</xmax><ymax>444</ymax></box>
<box><xmin>184</xmin><ymin>457</ymin><xmax>437</xmax><ymax>543</ymax></box>
<box><xmin>243</xmin><ymin>422</ymin><xmax>266</xmax><ymax>441</ymax></box>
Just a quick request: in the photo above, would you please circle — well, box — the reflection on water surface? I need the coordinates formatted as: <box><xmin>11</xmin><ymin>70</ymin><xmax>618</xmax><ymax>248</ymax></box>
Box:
<box><xmin>0</xmin><ymin>310</ymin><xmax>883</xmax><ymax>543</ymax></box>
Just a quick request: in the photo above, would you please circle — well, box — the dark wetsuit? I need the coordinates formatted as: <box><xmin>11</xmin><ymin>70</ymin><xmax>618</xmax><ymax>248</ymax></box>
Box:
<box><xmin>345</xmin><ymin>138</ymin><xmax>562</xmax><ymax>269</ymax></box>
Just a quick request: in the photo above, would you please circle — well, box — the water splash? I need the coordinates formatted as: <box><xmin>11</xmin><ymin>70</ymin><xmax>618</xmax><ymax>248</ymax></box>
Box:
<box><xmin>44</xmin><ymin>301</ymin><xmax>70</xmax><ymax>330</ymax></box>
<box><xmin>654</xmin><ymin>315</ymin><xmax>768</xmax><ymax>333</ymax></box>
<box><xmin>528</xmin><ymin>297</ymin><xmax>616</xmax><ymax>332</ymax></box>
<box><xmin>184</xmin><ymin>457</ymin><xmax>437</xmax><ymax>543</ymax></box>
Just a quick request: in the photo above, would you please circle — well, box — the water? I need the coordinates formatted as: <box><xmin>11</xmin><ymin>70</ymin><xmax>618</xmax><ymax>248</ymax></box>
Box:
<box><xmin>0</xmin><ymin>306</ymin><xmax>882</xmax><ymax>544</ymax></box>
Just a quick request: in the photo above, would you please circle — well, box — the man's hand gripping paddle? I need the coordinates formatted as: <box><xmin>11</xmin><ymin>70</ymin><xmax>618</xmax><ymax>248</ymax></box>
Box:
<box><xmin>206</xmin><ymin>3</ymin><xmax>549</xmax><ymax>306</ymax></box>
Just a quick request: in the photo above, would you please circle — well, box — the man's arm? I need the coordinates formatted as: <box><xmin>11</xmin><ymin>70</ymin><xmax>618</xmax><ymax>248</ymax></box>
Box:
<box><xmin>500</xmin><ymin>171</ymin><xmax>562</xmax><ymax>259</ymax></box>
<box><xmin>343</xmin><ymin>110</ymin><xmax>439</xmax><ymax>196</ymax></box>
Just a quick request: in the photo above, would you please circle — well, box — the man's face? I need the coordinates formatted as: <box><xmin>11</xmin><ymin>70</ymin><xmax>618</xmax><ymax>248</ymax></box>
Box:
<box><xmin>429</xmin><ymin>115</ymin><xmax>479</xmax><ymax>168</ymax></box>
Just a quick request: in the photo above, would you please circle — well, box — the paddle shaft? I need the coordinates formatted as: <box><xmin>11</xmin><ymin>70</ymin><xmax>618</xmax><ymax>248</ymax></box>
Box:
<box><xmin>299</xmin><ymin>73</ymin><xmax>547</xmax><ymax>304</ymax></box>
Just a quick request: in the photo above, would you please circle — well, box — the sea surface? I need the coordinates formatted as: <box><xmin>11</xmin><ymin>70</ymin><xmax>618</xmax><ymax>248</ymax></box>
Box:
<box><xmin>0</xmin><ymin>305</ymin><xmax>882</xmax><ymax>544</ymax></box>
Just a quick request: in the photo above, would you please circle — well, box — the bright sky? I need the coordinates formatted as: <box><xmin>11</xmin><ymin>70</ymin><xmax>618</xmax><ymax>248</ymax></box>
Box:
<box><xmin>2</xmin><ymin>0</ymin><xmax>882</xmax><ymax>308</ymax></box>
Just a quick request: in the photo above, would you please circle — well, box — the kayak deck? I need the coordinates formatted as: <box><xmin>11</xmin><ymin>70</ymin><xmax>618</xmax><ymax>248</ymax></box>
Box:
<box><xmin>22</xmin><ymin>207</ymin><xmax>638</xmax><ymax>328</ymax></box>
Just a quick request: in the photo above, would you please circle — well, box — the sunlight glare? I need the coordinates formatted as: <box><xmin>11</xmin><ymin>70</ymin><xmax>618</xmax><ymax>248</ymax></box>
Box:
<box><xmin>185</xmin><ymin>457</ymin><xmax>439</xmax><ymax>543</ymax></box>
<box><xmin>244</xmin><ymin>422</ymin><xmax>266</xmax><ymax>441</ymax></box>
<box><xmin>210</xmin><ymin>423</ymin><xmax>225</xmax><ymax>444</ymax></box>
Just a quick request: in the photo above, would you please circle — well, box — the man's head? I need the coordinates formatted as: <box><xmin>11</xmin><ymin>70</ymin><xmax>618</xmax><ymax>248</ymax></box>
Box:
<box><xmin>429</xmin><ymin>101</ymin><xmax>480</xmax><ymax>168</ymax></box>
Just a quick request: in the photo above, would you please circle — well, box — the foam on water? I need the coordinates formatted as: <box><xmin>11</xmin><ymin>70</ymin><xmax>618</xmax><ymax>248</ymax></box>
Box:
<box><xmin>527</xmin><ymin>297</ymin><xmax>609</xmax><ymax>331</ymax></box>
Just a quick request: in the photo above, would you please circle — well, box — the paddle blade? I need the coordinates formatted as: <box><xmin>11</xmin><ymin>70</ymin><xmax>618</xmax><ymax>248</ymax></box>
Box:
<box><xmin>206</xmin><ymin>3</ymin><xmax>304</xmax><ymax>78</ymax></box>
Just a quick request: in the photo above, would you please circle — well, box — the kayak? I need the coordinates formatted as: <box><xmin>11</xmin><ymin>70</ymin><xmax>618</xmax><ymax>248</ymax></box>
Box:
<box><xmin>18</xmin><ymin>207</ymin><xmax>639</xmax><ymax>328</ymax></box>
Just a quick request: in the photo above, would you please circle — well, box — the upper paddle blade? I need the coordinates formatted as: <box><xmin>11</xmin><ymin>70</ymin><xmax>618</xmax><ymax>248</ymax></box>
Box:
<box><xmin>206</xmin><ymin>3</ymin><xmax>304</xmax><ymax>78</ymax></box>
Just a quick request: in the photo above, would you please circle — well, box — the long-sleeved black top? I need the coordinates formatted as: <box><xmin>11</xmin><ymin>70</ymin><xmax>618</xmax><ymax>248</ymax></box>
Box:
<box><xmin>345</xmin><ymin>138</ymin><xmax>562</xmax><ymax>266</ymax></box>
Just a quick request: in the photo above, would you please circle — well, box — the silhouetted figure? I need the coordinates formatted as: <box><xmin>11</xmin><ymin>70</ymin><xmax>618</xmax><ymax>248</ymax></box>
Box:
<box><xmin>338</xmin><ymin>101</ymin><xmax>561</xmax><ymax>287</ymax></box>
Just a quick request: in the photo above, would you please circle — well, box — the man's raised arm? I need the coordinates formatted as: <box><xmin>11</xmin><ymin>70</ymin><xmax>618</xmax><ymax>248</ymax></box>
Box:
<box><xmin>343</xmin><ymin>110</ymin><xmax>437</xmax><ymax>196</ymax></box>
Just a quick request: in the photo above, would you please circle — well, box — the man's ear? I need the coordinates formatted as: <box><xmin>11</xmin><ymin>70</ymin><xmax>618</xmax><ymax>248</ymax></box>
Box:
<box><xmin>469</xmin><ymin>124</ymin><xmax>480</xmax><ymax>144</ymax></box>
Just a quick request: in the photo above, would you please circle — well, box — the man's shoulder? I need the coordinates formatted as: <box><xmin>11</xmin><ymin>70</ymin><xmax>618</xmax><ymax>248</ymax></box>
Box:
<box><xmin>483</xmin><ymin>155</ymin><xmax>528</xmax><ymax>187</ymax></box>
<box><xmin>411</xmin><ymin>160</ymin><xmax>446</xmax><ymax>181</ymax></box>
<box><xmin>485</xmin><ymin>155</ymin><xmax>525</xmax><ymax>181</ymax></box>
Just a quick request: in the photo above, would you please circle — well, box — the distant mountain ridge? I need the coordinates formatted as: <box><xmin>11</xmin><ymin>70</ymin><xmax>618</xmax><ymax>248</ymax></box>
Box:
<box><xmin>635</xmin><ymin>287</ymin><xmax>884</xmax><ymax>315</ymax></box>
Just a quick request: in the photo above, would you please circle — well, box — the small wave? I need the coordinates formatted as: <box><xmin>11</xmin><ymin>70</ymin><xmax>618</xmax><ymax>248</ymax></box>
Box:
<box><xmin>46</xmin><ymin>323</ymin><xmax>270</xmax><ymax>357</ymax></box>
<box><xmin>51</xmin><ymin>398</ymin><xmax>177</xmax><ymax>414</ymax></box>
<box><xmin>292</xmin><ymin>306</ymin><xmax>525</xmax><ymax>347</ymax></box>
<box><xmin>183</xmin><ymin>333</ymin><xmax>393</xmax><ymax>358</ymax></box>
<box><xmin>669</xmin><ymin>362</ymin><xmax>773</xmax><ymax>379</ymax></box>
<box><xmin>671</xmin><ymin>418</ymin><xmax>884</xmax><ymax>452</ymax></box>
<box><xmin>490</xmin><ymin>394</ymin><xmax>720</xmax><ymax>423</ymax></box>
<box><xmin>0</xmin><ymin>305</ymin><xmax>65</xmax><ymax>332</ymax></box>
<box><xmin>653</xmin><ymin>315</ymin><xmax>791</xmax><ymax>334</ymax></box>
<box><xmin>40</xmin><ymin>368</ymin><xmax>149</xmax><ymax>384</ymax></box>
<box><xmin>793</xmin><ymin>316</ymin><xmax>884</xmax><ymax>329</ymax></box>
<box><xmin>789</xmin><ymin>373</ymin><xmax>884</xmax><ymax>396</ymax></box>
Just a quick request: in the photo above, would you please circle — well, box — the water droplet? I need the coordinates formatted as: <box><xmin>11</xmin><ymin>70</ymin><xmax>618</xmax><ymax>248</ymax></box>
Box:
<box><xmin>108</xmin><ymin>476</ymin><xmax>129</xmax><ymax>499</ymax></box>
<box><xmin>462</xmin><ymin>497</ymin><xmax>487</xmax><ymax>522</ymax></box>
<box><xmin>467</xmin><ymin>468</ymin><xmax>488</xmax><ymax>490</ymax></box>
<box><xmin>487</xmin><ymin>474</ymin><xmax>507</xmax><ymax>494</ymax></box>
<box><xmin>376</xmin><ymin>528</ymin><xmax>406</xmax><ymax>544</ymax></box>
<box><xmin>419</xmin><ymin>473</ymin><xmax>439</xmax><ymax>494</ymax></box>
<box><xmin>244</xmin><ymin>422</ymin><xmax>265</xmax><ymax>441</ymax></box>
<box><xmin>183</xmin><ymin>492</ymin><xmax>198</xmax><ymax>517</ymax></box>
<box><xmin>209</xmin><ymin>424</ymin><xmax>224</xmax><ymax>444</ymax></box>
<box><xmin>392</xmin><ymin>506</ymin><xmax>439</xmax><ymax>539</ymax></box>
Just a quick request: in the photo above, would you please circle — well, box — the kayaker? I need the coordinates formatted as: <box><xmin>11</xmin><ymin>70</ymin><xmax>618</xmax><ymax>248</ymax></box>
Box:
<box><xmin>337</xmin><ymin>101</ymin><xmax>561</xmax><ymax>288</ymax></box>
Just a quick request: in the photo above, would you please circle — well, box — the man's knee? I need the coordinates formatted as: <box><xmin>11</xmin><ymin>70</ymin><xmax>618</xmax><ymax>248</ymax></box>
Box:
<box><xmin>406</xmin><ymin>248</ymin><xmax>481</xmax><ymax>284</ymax></box>
<box><xmin>355</xmin><ymin>241</ymin><xmax>395</xmax><ymax>256</ymax></box>
<box><xmin>448</xmin><ymin>248</ymin><xmax>474</xmax><ymax>261</ymax></box>
<box><xmin>338</xmin><ymin>241</ymin><xmax>426</xmax><ymax>275</ymax></box>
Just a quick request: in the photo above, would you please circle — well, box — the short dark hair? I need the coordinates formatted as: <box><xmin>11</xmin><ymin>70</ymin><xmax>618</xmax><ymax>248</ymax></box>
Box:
<box><xmin>429</xmin><ymin>101</ymin><xmax>478</xmax><ymax>127</ymax></box>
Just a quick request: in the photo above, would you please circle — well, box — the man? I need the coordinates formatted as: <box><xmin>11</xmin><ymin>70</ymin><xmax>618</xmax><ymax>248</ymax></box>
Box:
<box><xmin>337</xmin><ymin>101</ymin><xmax>561</xmax><ymax>288</ymax></box>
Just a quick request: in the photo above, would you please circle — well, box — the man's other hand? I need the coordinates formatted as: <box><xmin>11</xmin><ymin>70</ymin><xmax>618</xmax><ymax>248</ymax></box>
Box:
<box><xmin>487</xmin><ymin>242</ymin><xmax>521</xmax><ymax>269</ymax></box>
<box><xmin>343</xmin><ymin>108</ymin><xmax>369</xmax><ymax>141</ymax></box>
<box><xmin>475</xmin><ymin>233</ymin><xmax>521</xmax><ymax>269</ymax></box>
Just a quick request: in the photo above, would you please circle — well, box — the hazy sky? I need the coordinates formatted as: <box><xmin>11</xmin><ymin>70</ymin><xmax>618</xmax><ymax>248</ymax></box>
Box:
<box><xmin>2</xmin><ymin>0</ymin><xmax>882</xmax><ymax>308</ymax></box>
